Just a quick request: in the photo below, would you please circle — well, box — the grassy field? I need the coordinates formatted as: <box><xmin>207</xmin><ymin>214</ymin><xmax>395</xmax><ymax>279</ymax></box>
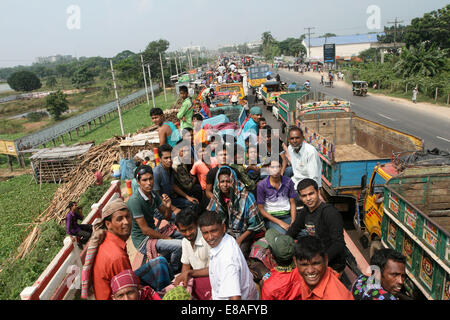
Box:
<box><xmin>0</xmin><ymin>174</ymin><xmax>59</xmax><ymax>265</ymax></box>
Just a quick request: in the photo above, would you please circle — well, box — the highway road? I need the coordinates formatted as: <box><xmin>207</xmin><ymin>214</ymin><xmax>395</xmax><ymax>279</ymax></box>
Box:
<box><xmin>271</xmin><ymin>68</ymin><xmax>450</xmax><ymax>152</ymax></box>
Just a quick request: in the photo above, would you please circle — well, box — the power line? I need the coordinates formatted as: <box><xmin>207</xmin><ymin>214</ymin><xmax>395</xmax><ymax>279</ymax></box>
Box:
<box><xmin>387</xmin><ymin>17</ymin><xmax>404</xmax><ymax>48</ymax></box>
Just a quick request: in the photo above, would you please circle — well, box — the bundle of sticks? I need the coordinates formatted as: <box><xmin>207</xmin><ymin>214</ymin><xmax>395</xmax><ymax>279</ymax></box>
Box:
<box><xmin>15</xmin><ymin>136</ymin><xmax>124</xmax><ymax>260</ymax></box>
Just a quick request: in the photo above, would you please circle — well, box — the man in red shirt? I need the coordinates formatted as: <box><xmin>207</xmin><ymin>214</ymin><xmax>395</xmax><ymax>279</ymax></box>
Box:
<box><xmin>91</xmin><ymin>198</ymin><xmax>133</xmax><ymax>300</ymax></box>
<box><xmin>261</xmin><ymin>228</ymin><xmax>302</xmax><ymax>300</ymax></box>
<box><xmin>294</xmin><ymin>235</ymin><xmax>353</xmax><ymax>300</ymax></box>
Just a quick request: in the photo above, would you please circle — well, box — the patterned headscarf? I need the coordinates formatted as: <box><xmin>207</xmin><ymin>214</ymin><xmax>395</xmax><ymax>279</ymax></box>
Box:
<box><xmin>110</xmin><ymin>269</ymin><xmax>139</xmax><ymax>295</ymax></box>
<box><xmin>206</xmin><ymin>166</ymin><xmax>264</xmax><ymax>238</ymax></box>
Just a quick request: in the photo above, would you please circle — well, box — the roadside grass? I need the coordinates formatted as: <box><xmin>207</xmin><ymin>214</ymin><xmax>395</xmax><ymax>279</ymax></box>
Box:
<box><xmin>0</xmin><ymin>174</ymin><xmax>59</xmax><ymax>266</ymax></box>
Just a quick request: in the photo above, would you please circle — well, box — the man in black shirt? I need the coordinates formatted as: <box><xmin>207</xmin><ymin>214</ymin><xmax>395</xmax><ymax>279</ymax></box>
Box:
<box><xmin>286</xmin><ymin>178</ymin><xmax>346</xmax><ymax>273</ymax></box>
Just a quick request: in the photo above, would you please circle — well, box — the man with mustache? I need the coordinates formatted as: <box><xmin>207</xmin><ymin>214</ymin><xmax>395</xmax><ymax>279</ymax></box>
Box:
<box><xmin>286</xmin><ymin>178</ymin><xmax>346</xmax><ymax>274</ymax></box>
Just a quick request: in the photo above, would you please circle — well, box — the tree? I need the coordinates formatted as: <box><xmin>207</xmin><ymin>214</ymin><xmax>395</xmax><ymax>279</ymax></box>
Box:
<box><xmin>71</xmin><ymin>67</ymin><xmax>95</xmax><ymax>89</ymax></box>
<box><xmin>393</xmin><ymin>43</ymin><xmax>449</xmax><ymax>78</ymax></box>
<box><xmin>7</xmin><ymin>71</ymin><xmax>42</xmax><ymax>92</ymax></box>
<box><xmin>403</xmin><ymin>4</ymin><xmax>450</xmax><ymax>50</ymax></box>
<box><xmin>319</xmin><ymin>33</ymin><xmax>337</xmax><ymax>38</ymax></box>
<box><xmin>45</xmin><ymin>90</ymin><xmax>68</xmax><ymax>120</ymax></box>
<box><xmin>46</xmin><ymin>76</ymin><xmax>57</xmax><ymax>90</ymax></box>
<box><xmin>143</xmin><ymin>39</ymin><xmax>170</xmax><ymax>82</ymax></box>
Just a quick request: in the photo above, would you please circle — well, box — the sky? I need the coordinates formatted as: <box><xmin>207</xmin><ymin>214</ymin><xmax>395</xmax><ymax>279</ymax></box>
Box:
<box><xmin>0</xmin><ymin>0</ymin><xmax>448</xmax><ymax>68</ymax></box>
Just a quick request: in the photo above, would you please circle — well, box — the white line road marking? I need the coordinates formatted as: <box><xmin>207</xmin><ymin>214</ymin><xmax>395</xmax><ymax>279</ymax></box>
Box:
<box><xmin>378</xmin><ymin>113</ymin><xmax>396</xmax><ymax>121</ymax></box>
<box><xmin>437</xmin><ymin>136</ymin><xmax>450</xmax><ymax>143</ymax></box>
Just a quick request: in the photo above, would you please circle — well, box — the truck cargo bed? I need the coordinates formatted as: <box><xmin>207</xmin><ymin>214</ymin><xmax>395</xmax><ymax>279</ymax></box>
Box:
<box><xmin>335</xmin><ymin>144</ymin><xmax>380</xmax><ymax>162</ymax></box>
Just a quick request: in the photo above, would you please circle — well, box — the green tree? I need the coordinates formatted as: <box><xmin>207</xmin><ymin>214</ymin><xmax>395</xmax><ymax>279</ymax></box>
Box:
<box><xmin>143</xmin><ymin>39</ymin><xmax>170</xmax><ymax>82</ymax></box>
<box><xmin>45</xmin><ymin>90</ymin><xmax>68</xmax><ymax>120</ymax></box>
<box><xmin>403</xmin><ymin>4</ymin><xmax>450</xmax><ymax>50</ymax></box>
<box><xmin>393</xmin><ymin>43</ymin><xmax>449</xmax><ymax>78</ymax></box>
<box><xmin>46</xmin><ymin>76</ymin><xmax>57</xmax><ymax>90</ymax></box>
<box><xmin>7</xmin><ymin>71</ymin><xmax>42</xmax><ymax>92</ymax></box>
<box><xmin>71</xmin><ymin>67</ymin><xmax>95</xmax><ymax>89</ymax></box>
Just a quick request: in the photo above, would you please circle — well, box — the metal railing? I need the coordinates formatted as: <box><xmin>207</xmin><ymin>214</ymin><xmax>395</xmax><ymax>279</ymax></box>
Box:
<box><xmin>14</xmin><ymin>85</ymin><xmax>160</xmax><ymax>151</ymax></box>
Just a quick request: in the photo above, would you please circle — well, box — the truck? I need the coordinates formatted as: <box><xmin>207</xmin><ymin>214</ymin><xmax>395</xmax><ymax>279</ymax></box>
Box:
<box><xmin>261</xmin><ymin>81</ymin><xmax>286</xmax><ymax>109</ymax></box>
<box><xmin>273</xmin><ymin>90</ymin><xmax>309</xmax><ymax>130</ymax></box>
<box><xmin>295</xmin><ymin>108</ymin><xmax>424</xmax><ymax>200</ymax></box>
<box><xmin>248</xmin><ymin>65</ymin><xmax>269</xmax><ymax>88</ymax></box>
<box><xmin>381</xmin><ymin>166</ymin><xmax>450</xmax><ymax>299</ymax></box>
<box><xmin>355</xmin><ymin>150</ymin><xmax>450</xmax><ymax>256</ymax></box>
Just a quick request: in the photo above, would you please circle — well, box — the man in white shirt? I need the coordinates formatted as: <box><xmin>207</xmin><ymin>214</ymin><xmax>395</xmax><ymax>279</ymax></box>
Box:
<box><xmin>287</xmin><ymin>126</ymin><xmax>322</xmax><ymax>190</ymax></box>
<box><xmin>199</xmin><ymin>211</ymin><xmax>259</xmax><ymax>300</ymax></box>
<box><xmin>173</xmin><ymin>208</ymin><xmax>212</xmax><ymax>300</ymax></box>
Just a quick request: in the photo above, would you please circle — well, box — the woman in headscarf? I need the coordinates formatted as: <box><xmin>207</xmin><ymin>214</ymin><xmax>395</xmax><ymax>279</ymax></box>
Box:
<box><xmin>206</xmin><ymin>166</ymin><xmax>265</xmax><ymax>258</ymax></box>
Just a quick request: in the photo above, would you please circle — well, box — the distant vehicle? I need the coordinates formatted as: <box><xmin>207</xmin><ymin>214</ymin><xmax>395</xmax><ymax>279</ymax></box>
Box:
<box><xmin>352</xmin><ymin>81</ymin><xmax>368</xmax><ymax>96</ymax></box>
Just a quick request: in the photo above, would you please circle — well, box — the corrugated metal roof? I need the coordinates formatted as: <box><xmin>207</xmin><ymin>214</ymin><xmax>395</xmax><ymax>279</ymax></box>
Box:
<box><xmin>307</xmin><ymin>33</ymin><xmax>385</xmax><ymax>47</ymax></box>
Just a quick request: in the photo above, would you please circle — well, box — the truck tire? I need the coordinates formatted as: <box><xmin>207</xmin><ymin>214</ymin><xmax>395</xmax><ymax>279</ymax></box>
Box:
<box><xmin>369</xmin><ymin>240</ymin><xmax>382</xmax><ymax>258</ymax></box>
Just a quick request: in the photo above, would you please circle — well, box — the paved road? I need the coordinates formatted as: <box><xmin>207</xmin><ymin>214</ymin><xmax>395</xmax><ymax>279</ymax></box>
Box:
<box><xmin>273</xmin><ymin>68</ymin><xmax>450</xmax><ymax>152</ymax></box>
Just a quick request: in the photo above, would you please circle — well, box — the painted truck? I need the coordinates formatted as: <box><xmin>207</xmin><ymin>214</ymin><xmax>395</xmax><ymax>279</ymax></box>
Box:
<box><xmin>381</xmin><ymin>167</ymin><xmax>450</xmax><ymax>300</ymax></box>
<box><xmin>295</xmin><ymin>110</ymin><xmax>424</xmax><ymax>199</ymax></box>
<box><xmin>355</xmin><ymin>150</ymin><xmax>450</xmax><ymax>257</ymax></box>
<box><xmin>248</xmin><ymin>65</ymin><xmax>269</xmax><ymax>88</ymax></box>
<box><xmin>261</xmin><ymin>81</ymin><xmax>286</xmax><ymax>107</ymax></box>
<box><xmin>274</xmin><ymin>91</ymin><xmax>309</xmax><ymax>129</ymax></box>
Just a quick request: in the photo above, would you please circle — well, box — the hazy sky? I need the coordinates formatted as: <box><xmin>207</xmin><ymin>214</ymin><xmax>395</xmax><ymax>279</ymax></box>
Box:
<box><xmin>0</xmin><ymin>0</ymin><xmax>448</xmax><ymax>68</ymax></box>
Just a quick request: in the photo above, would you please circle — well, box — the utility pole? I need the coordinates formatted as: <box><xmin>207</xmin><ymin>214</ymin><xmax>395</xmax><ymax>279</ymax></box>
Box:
<box><xmin>109</xmin><ymin>59</ymin><xmax>125</xmax><ymax>136</ymax></box>
<box><xmin>304</xmin><ymin>27</ymin><xmax>315</xmax><ymax>60</ymax></box>
<box><xmin>174</xmin><ymin>54</ymin><xmax>179</xmax><ymax>76</ymax></box>
<box><xmin>140</xmin><ymin>54</ymin><xmax>150</xmax><ymax>106</ymax></box>
<box><xmin>159</xmin><ymin>52</ymin><xmax>167</xmax><ymax>102</ymax></box>
<box><xmin>147</xmin><ymin>64</ymin><xmax>156</xmax><ymax>109</ymax></box>
<box><xmin>387</xmin><ymin>17</ymin><xmax>404</xmax><ymax>49</ymax></box>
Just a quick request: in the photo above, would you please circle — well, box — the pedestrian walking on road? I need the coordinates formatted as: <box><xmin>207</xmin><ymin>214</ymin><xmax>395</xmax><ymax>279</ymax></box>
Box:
<box><xmin>412</xmin><ymin>87</ymin><xmax>418</xmax><ymax>104</ymax></box>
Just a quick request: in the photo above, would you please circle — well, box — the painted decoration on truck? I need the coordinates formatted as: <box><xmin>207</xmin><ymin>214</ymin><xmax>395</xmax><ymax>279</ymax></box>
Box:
<box><xmin>422</xmin><ymin>220</ymin><xmax>439</xmax><ymax>252</ymax></box>
<box><xmin>443</xmin><ymin>273</ymin><xmax>450</xmax><ymax>300</ymax></box>
<box><xmin>403</xmin><ymin>204</ymin><xmax>418</xmax><ymax>232</ymax></box>
<box><xmin>402</xmin><ymin>236</ymin><xmax>414</xmax><ymax>269</ymax></box>
<box><xmin>388</xmin><ymin>193</ymin><xmax>399</xmax><ymax>216</ymax></box>
<box><xmin>446</xmin><ymin>238</ymin><xmax>450</xmax><ymax>265</ymax></box>
<box><xmin>419</xmin><ymin>252</ymin><xmax>434</xmax><ymax>291</ymax></box>
<box><xmin>387</xmin><ymin>221</ymin><xmax>397</xmax><ymax>248</ymax></box>
<box><xmin>298</xmin><ymin>123</ymin><xmax>335</xmax><ymax>162</ymax></box>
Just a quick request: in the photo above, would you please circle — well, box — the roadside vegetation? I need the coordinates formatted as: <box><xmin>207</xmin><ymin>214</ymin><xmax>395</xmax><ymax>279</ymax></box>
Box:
<box><xmin>344</xmin><ymin>5</ymin><xmax>450</xmax><ymax>106</ymax></box>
